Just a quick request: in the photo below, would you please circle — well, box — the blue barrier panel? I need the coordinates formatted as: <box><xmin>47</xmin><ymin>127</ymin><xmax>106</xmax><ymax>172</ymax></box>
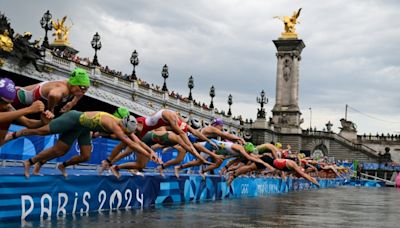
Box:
<box><xmin>343</xmin><ymin>179</ymin><xmax>385</xmax><ymax>187</ymax></box>
<box><xmin>0</xmin><ymin>168</ymin><xmax>347</xmax><ymax>222</ymax></box>
<box><xmin>0</xmin><ymin>125</ymin><xmax>202</xmax><ymax>171</ymax></box>
<box><xmin>359</xmin><ymin>163</ymin><xmax>400</xmax><ymax>171</ymax></box>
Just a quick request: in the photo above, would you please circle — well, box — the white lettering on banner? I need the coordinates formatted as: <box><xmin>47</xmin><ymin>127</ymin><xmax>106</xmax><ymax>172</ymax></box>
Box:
<box><xmin>124</xmin><ymin>189</ymin><xmax>132</xmax><ymax>209</ymax></box>
<box><xmin>80</xmin><ymin>192</ymin><xmax>90</xmax><ymax>213</ymax></box>
<box><xmin>21</xmin><ymin>195</ymin><xmax>34</xmax><ymax>220</ymax></box>
<box><xmin>241</xmin><ymin>184</ymin><xmax>249</xmax><ymax>195</ymax></box>
<box><xmin>98</xmin><ymin>190</ymin><xmax>107</xmax><ymax>211</ymax></box>
<box><xmin>257</xmin><ymin>184</ymin><xmax>267</xmax><ymax>196</ymax></box>
<box><xmin>40</xmin><ymin>194</ymin><xmax>52</xmax><ymax>218</ymax></box>
<box><xmin>72</xmin><ymin>192</ymin><xmax>78</xmax><ymax>214</ymax></box>
<box><xmin>109</xmin><ymin>190</ymin><xmax>122</xmax><ymax>210</ymax></box>
<box><xmin>19</xmin><ymin>188</ymin><xmax>144</xmax><ymax>220</ymax></box>
<box><xmin>57</xmin><ymin>193</ymin><xmax>68</xmax><ymax>217</ymax></box>
<box><xmin>136</xmin><ymin>189</ymin><xmax>143</xmax><ymax>209</ymax></box>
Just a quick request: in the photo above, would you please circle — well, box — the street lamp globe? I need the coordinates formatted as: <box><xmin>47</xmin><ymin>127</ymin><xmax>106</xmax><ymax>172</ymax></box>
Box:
<box><xmin>209</xmin><ymin>86</ymin><xmax>215</xmax><ymax>109</ymax></box>
<box><xmin>161</xmin><ymin>64</ymin><xmax>169</xmax><ymax>91</ymax></box>
<box><xmin>129</xmin><ymin>50</ymin><xmax>139</xmax><ymax>81</ymax></box>
<box><xmin>91</xmin><ymin>32</ymin><xmax>102</xmax><ymax>66</ymax></box>
<box><xmin>40</xmin><ymin>10</ymin><xmax>53</xmax><ymax>48</ymax></box>
<box><xmin>188</xmin><ymin>75</ymin><xmax>194</xmax><ymax>100</ymax></box>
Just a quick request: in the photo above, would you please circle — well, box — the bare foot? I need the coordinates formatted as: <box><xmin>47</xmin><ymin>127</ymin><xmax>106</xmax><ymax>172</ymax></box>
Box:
<box><xmin>227</xmin><ymin>174</ymin><xmax>235</xmax><ymax>186</ymax></box>
<box><xmin>98</xmin><ymin>160</ymin><xmax>110</xmax><ymax>175</ymax></box>
<box><xmin>157</xmin><ymin>166</ymin><xmax>165</xmax><ymax>178</ymax></box>
<box><xmin>174</xmin><ymin>166</ymin><xmax>181</xmax><ymax>179</ymax></box>
<box><xmin>199</xmin><ymin>170</ymin><xmax>206</xmax><ymax>180</ymax></box>
<box><xmin>33</xmin><ymin>163</ymin><xmax>42</xmax><ymax>176</ymax></box>
<box><xmin>57</xmin><ymin>163</ymin><xmax>68</xmax><ymax>178</ymax></box>
<box><xmin>110</xmin><ymin>166</ymin><xmax>121</xmax><ymax>179</ymax></box>
<box><xmin>128</xmin><ymin>169</ymin><xmax>144</xmax><ymax>177</ymax></box>
<box><xmin>23</xmin><ymin>160</ymin><xmax>31</xmax><ymax>179</ymax></box>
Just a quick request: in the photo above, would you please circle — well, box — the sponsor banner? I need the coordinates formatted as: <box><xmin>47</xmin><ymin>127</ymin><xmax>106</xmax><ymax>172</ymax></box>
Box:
<box><xmin>0</xmin><ymin>174</ymin><xmax>346</xmax><ymax>221</ymax></box>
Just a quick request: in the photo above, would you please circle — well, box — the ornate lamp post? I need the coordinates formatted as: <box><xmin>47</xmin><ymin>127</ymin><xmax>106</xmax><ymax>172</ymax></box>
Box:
<box><xmin>91</xmin><ymin>32</ymin><xmax>102</xmax><ymax>66</ymax></box>
<box><xmin>309</xmin><ymin>107</ymin><xmax>312</xmax><ymax>130</ymax></box>
<box><xmin>188</xmin><ymin>75</ymin><xmax>194</xmax><ymax>100</ymax></box>
<box><xmin>130</xmin><ymin>50</ymin><xmax>139</xmax><ymax>81</ymax></box>
<box><xmin>40</xmin><ymin>10</ymin><xmax>53</xmax><ymax>48</ymax></box>
<box><xmin>256</xmin><ymin>90</ymin><xmax>268</xmax><ymax>118</ymax></box>
<box><xmin>161</xmin><ymin>64</ymin><xmax>169</xmax><ymax>92</ymax></box>
<box><xmin>227</xmin><ymin>94</ymin><xmax>233</xmax><ymax>116</ymax></box>
<box><xmin>209</xmin><ymin>85</ymin><xmax>215</xmax><ymax>109</ymax></box>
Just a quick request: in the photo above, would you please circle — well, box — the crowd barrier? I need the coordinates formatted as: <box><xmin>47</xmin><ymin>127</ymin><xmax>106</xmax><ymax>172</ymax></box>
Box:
<box><xmin>343</xmin><ymin>179</ymin><xmax>385</xmax><ymax>187</ymax></box>
<box><xmin>362</xmin><ymin>163</ymin><xmax>400</xmax><ymax>171</ymax></box>
<box><xmin>0</xmin><ymin>169</ymin><xmax>346</xmax><ymax>221</ymax></box>
<box><xmin>0</xmin><ymin>125</ymin><xmax>361</xmax><ymax>222</ymax></box>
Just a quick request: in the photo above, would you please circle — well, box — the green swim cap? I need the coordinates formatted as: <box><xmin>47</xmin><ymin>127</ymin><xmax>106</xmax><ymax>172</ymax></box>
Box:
<box><xmin>244</xmin><ymin>142</ymin><xmax>256</xmax><ymax>153</ymax></box>
<box><xmin>113</xmin><ymin>107</ymin><xmax>130</xmax><ymax>119</ymax></box>
<box><xmin>68</xmin><ymin>68</ymin><xmax>90</xmax><ymax>87</ymax></box>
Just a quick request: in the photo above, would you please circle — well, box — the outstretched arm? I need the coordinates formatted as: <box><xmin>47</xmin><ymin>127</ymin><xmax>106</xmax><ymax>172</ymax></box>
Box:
<box><xmin>210</xmin><ymin>127</ymin><xmax>245</xmax><ymax>144</ymax></box>
<box><xmin>188</xmin><ymin>126</ymin><xmax>218</xmax><ymax>148</ymax></box>
<box><xmin>47</xmin><ymin>88</ymin><xmax>64</xmax><ymax>113</ymax></box>
<box><xmin>0</xmin><ymin>101</ymin><xmax>44</xmax><ymax>123</ymax></box>
<box><xmin>236</xmin><ymin>146</ymin><xmax>275</xmax><ymax>171</ymax></box>
<box><xmin>16</xmin><ymin>110</ymin><xmax>54</xmax><ymax>129</ymax></box>
<box><xmin>129</xmin><ymin>132</ymin><xmax>161</xmax><ymax>164</ymax></box>
<box><xmin>61</xmin><ymin>95</ymin><xmax>83</xmax><ymax>113</ymax></box>
<box><xmin>287</xmin><ymin>159</ymin><xmax>320</xmax><ymax>187</ymax></box>
<box><xmin>109</xmin><ymin>123</ymin><xmax>160</xmax><ymax>164</ymax></box>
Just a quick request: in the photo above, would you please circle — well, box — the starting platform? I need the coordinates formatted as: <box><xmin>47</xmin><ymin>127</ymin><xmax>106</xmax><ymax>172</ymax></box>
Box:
<box><xmin>0</xmin><ymin>165</ymin><xmax>348</xmax><ymax>221</ymax></box>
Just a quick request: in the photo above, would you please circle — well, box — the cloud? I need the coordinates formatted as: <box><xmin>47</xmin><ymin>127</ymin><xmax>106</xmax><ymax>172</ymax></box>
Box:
<box><xmin>2</xmin><ymin>0</ymin><xmax>400</xmax><ymax>134</ymax></box>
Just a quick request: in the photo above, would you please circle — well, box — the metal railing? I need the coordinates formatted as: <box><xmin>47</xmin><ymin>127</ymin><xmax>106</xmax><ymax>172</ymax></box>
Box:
<box><xmin>302</xmin><ymin>130</ymin><xmax>379</xmax><ymax>157</ymax></box>
<box><xmin>333</xmin><ymin>134</ymin><xmax>378</xmax><ymax>157</ymax></box>
<box><xmin>360</xmin><ymin>172</ymin><xmax>395</xmax><ymax>186</ymax></box>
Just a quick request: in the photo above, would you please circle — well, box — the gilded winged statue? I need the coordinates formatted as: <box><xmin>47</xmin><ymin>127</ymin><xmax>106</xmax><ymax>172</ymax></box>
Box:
<box><xmin>274</xmin><ymin>8</ymin><xmax>302</xmax><ymax>38</ymax></box>
<box><xmin>51</xmin><ymin>16</ymin><xmax>72</xmax><ymax>45</ymax></box>
<box><xmin>0</xmin><ymin>13</ymin><xmax>13</xmax><ymax>54</ymax></box>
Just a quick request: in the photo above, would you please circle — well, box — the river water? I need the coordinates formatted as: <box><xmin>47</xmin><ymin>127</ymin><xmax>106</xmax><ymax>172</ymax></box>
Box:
<box><xmin>7</xmin><ymin>186</ymin><xmax>400</xmax><ymax>228</ymax></box>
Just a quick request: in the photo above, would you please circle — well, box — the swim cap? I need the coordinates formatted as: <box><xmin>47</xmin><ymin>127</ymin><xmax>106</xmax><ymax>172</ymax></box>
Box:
<box><xmin>0</xmin><ymin>78</ymin><xmax>16</xmax><ymax>102</ymax></box>
<box><xmin>68</xmin><ymin>68</ymin><xmax>90</xmax><ymax>87</ymax></box>
<box><xmin>189</xmin><ymin>118</ymin><xmax>201</xmax><ymax>129</ymax></box>
<box><xmin>113</xmin><ymin>107</ymin><xmax>130</xmax><ymax>119</ymax></box>
<box><xmin>244</xmin><ymin>142</ymin><xmax>256</xmax><ymax>153</ymax></box>
<box><xmin>211</xmin><ymin>118</ymin><xmax>223</xmax><ymax>126</ymax></box>
<box><xmin>275</xmin><ymin>142</ymin><xmax>282</xmax><ymax>149</ymax></box>
<box><xmin>121</xmin><ymin>115</ymin><xmax>137</xmax><ymax>133</ymax></box>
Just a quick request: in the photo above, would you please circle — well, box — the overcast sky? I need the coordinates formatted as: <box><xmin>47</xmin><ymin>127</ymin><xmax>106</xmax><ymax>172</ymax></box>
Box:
<box><xmin>2</xmin><ymin>0</ymin><xmax>400</xmax><ymax>135</ymax></box>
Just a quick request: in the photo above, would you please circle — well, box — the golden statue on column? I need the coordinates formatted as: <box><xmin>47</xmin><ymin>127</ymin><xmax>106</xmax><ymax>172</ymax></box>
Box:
<box><xmin>51</xmin><ymin>16</ymin><xmax>72</xmax><ymax>45</ymax></box>
<box><xmin>274</xmin><ymin>8</ymin><xmax>302</xmax><ymax>39</ymax></box>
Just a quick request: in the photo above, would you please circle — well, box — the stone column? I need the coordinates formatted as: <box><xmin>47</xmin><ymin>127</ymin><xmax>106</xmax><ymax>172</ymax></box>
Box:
<box><xmin>271</xmin><ymin>39</ymin><xmax>305</xmax><ymax>134</ymax></box>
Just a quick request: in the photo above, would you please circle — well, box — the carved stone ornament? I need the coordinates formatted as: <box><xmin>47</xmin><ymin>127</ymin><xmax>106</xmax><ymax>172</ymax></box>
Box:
<box><xmin>283</xmin><ymin>57</ymin><xmax>292</xmax><ymax>81</ymax></box>
<box><xmin>339</xmin><ymin>118</ymin><xmax>357</xmax><ymax>132</ymax></box>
